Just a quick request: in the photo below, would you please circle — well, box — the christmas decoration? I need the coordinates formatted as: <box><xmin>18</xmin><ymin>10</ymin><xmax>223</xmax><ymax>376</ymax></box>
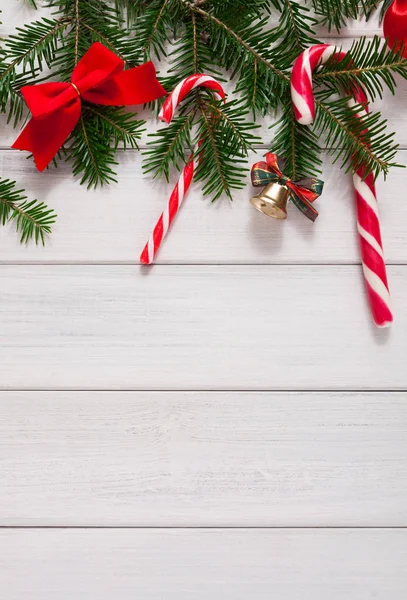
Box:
<box><xmin>12</xmin><ymin>42</ymin><xmax>166</xmax><ymax>171</ymax></box>
<box><xmin>140</xmin><ymin>74</ymin><xmax>225</xmax><ymax>264</ymax></box>
<box><xmin>291</xmin><ymin>45</ymin><xmax>393</xmax><ymax>328</ymax></box>
<box><xmin>1</xmin><ymin>0</ymin><xmax>407</xmax><ymax>247</ymax></box>
<box><xmin>383</xmin><ymin>0</ymin><xmax>407</xmax><ymax>56</ymax></box>
<box><xmin>250</xmin><ymin>153</ymin><xmax>324</xmax><ymax>222</ymax></box>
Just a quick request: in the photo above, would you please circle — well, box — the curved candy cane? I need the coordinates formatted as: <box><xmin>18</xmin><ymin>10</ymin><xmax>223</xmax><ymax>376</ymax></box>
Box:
<box><xmin>291</xmin><ymin>45</ymin><xmax>393</xmax><ymax>328</ymax></box>
<box><xmin>140</xmin><ymin>75</ymin><xmax>225</xmax><ymax>265</ymax></box>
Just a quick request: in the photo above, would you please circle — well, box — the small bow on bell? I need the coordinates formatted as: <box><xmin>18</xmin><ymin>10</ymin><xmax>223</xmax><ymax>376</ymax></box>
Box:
<box><xmin>251</xmin><ymin>152</ymin><xmax>324</xmax><ymax>222</ymax></box>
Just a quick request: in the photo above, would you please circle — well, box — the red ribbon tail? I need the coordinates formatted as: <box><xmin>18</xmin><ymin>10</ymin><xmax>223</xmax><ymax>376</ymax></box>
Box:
<box><xmin>12</xmin><ymin>104</ymin><xmax>81</xmax><ymax>171</ymax></box>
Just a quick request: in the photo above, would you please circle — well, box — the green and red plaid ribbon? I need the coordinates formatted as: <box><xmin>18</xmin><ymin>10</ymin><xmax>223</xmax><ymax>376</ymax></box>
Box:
<box><xmin>251</xmin><ymin>152</ymin><xmax>324</xmax><ymax>222</ymax></box>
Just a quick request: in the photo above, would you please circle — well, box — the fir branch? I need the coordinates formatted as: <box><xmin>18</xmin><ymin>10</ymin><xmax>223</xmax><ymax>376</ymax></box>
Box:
<box><xmin>0</xmin><ymin>18</ymin><xmax>70</xmax><ymax>123</ymax></box>
<box><xmin>179</xmin><ymin>1</ymin><xmax>291</xmax><ymax>114</ymax></box>
<box><xmin>70</xmin><ymin>113</ymin><xmax>119</xmax><ymax>188</ymax></box>
<box><xmin>144</xmin><ymin>113</ymin><xmax>195</xmax><ymax>180</ymax></box>
<box><xmin>0</xmin><ymin>179</ymin><xmax>56</xmax><ymax>244</ymax></box>
<box><xmin>311</xmin><ymin>0</ymin><xmax>378</xmax><ymax>32</ymax></box>
<box><xmin>85</xmin><ymin>105</ymin><xmax>144</xmax><ymax>149</ymax></box>
<box><xmin>49</xmin><ymin>0</ymin><xmax>140</xmax><ymax>81</ymax></box>
<box><xmin>163</xmin><ymin>9</ymin><xmax>222</xmax><ymax>92</ymax></box>
<box><xmin>142</xmin><ymin>0</ymin><xmax>172</xmax><ymax>57</ymax></box>
<box><xmin>186</xmin><ymin>2</ymin><xmax>288</xmax><ymax>81</ymax></box>
<box><xmin>133</xmin><ymin>0</ymin><xmax>179</xmax><ymax>60</ymax></box>
<box><xmin>314</xmin><ymin>91</ymin><xmax>400</xmax><ymax>179</ymax></box>
<box><xmin>272</xmin><ymin>95</ymin><xmax>323</xmax><ymax>180</ymax></box>
<box><xmin>271</xmin><ymin>0</ymin><xmax>318</xmax><ymax>52</ymax></box>
<box><xmin>315</xmin><ymin>36</ymin><xmax>407</xmax><ymax>101</ymax></box>
<box><xmin>4</xmin><ymin>17</ymin><xmax>70</xmax><ymax>72</ymax></box>
<box><xmin>114</xmin><ymin>0</ymin><xmax>144</xmax><ymax>26</ymax></box>
<box><xmin>195</xmin><ymin>99</ymin><xmax>262</xmax><ymax>200</ymax></box>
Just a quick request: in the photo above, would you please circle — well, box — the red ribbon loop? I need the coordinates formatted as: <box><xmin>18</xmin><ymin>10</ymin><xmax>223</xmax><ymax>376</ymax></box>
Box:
<box><xmin>12</xmin><ymin>42</ymin><xmax>167</xmax><ymax>171</ymax></box>
<box><xmin>383</xmin><ymin>0</ymin><xmax>407</xmax><ymax>56</ymax></box>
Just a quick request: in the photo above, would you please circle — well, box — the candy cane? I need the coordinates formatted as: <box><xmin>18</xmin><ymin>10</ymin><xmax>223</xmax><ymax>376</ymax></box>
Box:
<box><xmin>140</xmin><ymin>75</ymin><xmax>225</xmax><ymax>264</ymax></box>
<box><xmin>291</xmin><ymin>45</ymin><xmax>393</xmax><ymax>328</ymax></box>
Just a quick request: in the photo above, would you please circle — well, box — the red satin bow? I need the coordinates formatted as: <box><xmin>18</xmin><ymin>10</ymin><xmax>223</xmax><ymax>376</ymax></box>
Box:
<box><xmin>383</xmin><ymin>0</ymin><xmax>407</xmax><ymax>56</ymax></box>
<box><xmin>12</xmin><ymin>42</ymin><xmax>167</xmax><ymax>171</ymax></box>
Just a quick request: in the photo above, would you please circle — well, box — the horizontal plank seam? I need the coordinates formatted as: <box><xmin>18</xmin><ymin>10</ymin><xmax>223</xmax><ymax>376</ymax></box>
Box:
<box><xmin>0</xmin><ymin>262</ymin><xmax>405</xmax><ymax>266</ymax></box>
<box><xmin>0</xmin><ymin>389</ymin><xmax>405</xmax><ymax>394</ymax></box>
<box><xmin>0</xmin><ymin>526</ymin><xmax>406</xmax><ymax>530</ymax></box>
<box><xmin>0</xmin><ymin>260</ymin><xmax>407</xmax><ymax>272</ymax></box>
<box><xmin>0</xmin><ymin>388</ymin><xmax>405</xmax><ymax>392</ymax></box>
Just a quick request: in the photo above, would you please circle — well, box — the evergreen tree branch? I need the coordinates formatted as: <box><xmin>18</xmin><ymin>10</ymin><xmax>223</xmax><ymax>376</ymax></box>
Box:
<box><xmin>314</xmin><ymin>37</ymin><xmax>407</xmax><ymax>101</ymax></box>
<box><xmin>272</xmin><ymin>94</ymin><xmax>323</xmax><ymax>180</ymax></box>
<box><xmin>70</xmin><ymin>112</ymin><xmax>118</xmax><ymax>188</ymax></box>
<box><xmin>142</xmin><ymin>0</ymin><xmax>172</xmax><ymax>56</ymax></box>
<box><xmin>0</xmin><ymin>178</ymin><xmax>56</xmax><ymax>244</ymax></box>
<box><xmin>271</xmin><ymin>0</ymin><xmax>318</xmax><ymax>52</ymax></box>
<box><xmin>184</xmin><ymin>1</ymin><xmax>289</xmax><ymax>81</ymax></box>
<box><xmin>311</xmin><ymin>0</ymin><xmax>378</xmax><ymax>32</ymax></box>
<box><xmin>314</xmin><ymin>92</ymin><xmax>400</xmax><ymax>179</ymax></box>
<box><xmin>85</xmin><ymin>105</ymin><xmax>144</xmax><ymax>149</ymax></box>
<box><xmin>194</xmin><ymin>98</ymin><xmax>262</xmax><ymax>200</ymax></box>
<box><xmin>144</xmin><ymin>113</ymin><xmax>195</xmax><ymax>180</ymax></box>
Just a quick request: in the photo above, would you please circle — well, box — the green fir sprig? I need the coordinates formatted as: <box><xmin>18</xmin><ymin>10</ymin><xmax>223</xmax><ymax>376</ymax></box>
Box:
<box><xmin>0</xmin><ymin>7</ymin><xmax>56</xmax><ymax>243</ymax></box>
<box><xmin>0</xmin><ymin>178</ymin><xmax>56</xmax><ymax>244</ymax></box>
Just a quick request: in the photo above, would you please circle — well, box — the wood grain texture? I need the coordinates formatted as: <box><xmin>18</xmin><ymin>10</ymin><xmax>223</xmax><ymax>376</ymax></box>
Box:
<box><xmin>1</xmin><ymin>6</ymin><xmax>407</xmax><ymax>596</ymax></box>
<box><xmin>0</xmin><ymin>265</ymin><xmax>406</xmax><ymax>390</ymax></box>
<box><xmin>0</xmin><ymin>149</ymin><xmax>404</xmax><ymax>264</ymax></box>
<box><xmin>1</xmin><ymin>391</ymin><xmax>406</xmax><ymax>526</ymax></box>
<box><xmin>1</xmin><ymin>528</ymin><xmax>406</xmax><ymax>600</ymax></box>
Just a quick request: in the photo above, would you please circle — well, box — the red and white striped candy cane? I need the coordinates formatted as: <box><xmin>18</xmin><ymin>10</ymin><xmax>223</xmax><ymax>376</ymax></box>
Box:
<box><xmin>291</xmin><ymin>45</ymin><xmax>393</xmax><ymax>328</ymax></box>
<box><xmin>140</xmin><ymin>75</ymin><xmax>225</xmax><ymax>265</ymax></box>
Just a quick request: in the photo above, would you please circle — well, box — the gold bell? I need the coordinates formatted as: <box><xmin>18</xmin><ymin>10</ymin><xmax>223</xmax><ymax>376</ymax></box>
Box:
<box><xmin>250</xmin><ymin>182</ymin><xmax>289</xmax><ymax>220</ymax></box>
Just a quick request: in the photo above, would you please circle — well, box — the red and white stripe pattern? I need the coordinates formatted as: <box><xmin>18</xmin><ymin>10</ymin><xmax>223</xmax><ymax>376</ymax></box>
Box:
<box><xmin>291</xmin><ymin>44</ymin><xmax>393</xmax><ymax>327</ymax></box>
<box><xmin>140</xmin><ymin>75</ymin><xmax>225</xmax><ymax>265</ymax></box>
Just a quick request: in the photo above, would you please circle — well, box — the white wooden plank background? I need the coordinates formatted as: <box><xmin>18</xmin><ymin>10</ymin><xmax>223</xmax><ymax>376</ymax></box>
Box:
<box><xmin>1</xmin><ymin>529</ymin><xmax>406</xmax><ymax>600</ymax></box>
<box><xmin>1</xmin><ymin>391</ymin><xmax>406</xmax><ymax>526</ymax></box>
<box><xmin>1</xmin><ymin>2</ymin><xmax>407</xmax><ymax>598</ymax></box>
<box><xmin>0</xmin><ymin>265</ymin><xmax>405</xmax><ymax>390</ymax></box>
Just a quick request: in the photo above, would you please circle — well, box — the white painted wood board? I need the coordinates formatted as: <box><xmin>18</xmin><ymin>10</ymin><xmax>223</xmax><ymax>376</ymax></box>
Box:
<box><xmin>1</xmin><ymin>2</ymin><xmax>407</xmax><ymax>597</ymax></box>
<box><xmin>1</xmin><ymin>391</ymin><xmax>406</xmax><ymax>527</ymax></box>
<box><xmin>0</xmin><ymin>265</ymin><xmax>405</xmax><ymax>390</ymax></box>
<box><xmin>0</xmin><ymin>149</ymin><xmax>404</xmax><ymax>265</ymax></box>
<box><xmin>1</xmin><ymin>528</ymin><xmax>406</xmax><ymax>600</ymax></box>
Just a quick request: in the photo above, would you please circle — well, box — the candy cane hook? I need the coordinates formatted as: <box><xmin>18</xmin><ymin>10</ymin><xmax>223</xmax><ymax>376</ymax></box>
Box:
<box><xmin>140</xmin><ymin>74</ymin><xmax>225</xmax><ymax>265</ymax></box>
<box><xmin>291</xmin><ymin>45</ymin><xmax>393</xmax><ymax>328</ymax></box>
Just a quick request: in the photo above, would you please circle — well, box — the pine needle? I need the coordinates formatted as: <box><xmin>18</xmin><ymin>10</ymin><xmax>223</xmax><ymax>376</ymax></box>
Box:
<box><xmin>0</xmin><ymin>179</ymin><xmax>56</xmax><ymax>244</ymax></box>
